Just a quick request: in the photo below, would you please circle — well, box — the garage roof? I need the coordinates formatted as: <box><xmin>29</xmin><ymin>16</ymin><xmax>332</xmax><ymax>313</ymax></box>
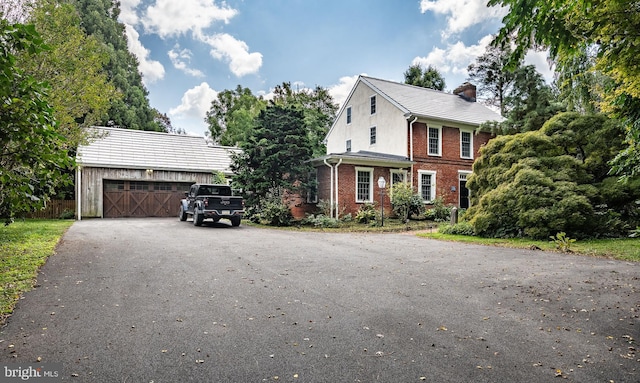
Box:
<box><xmin>77</xmin><ymin>127</ymin><xmax>239</xmax><ymax>173</ymax></box>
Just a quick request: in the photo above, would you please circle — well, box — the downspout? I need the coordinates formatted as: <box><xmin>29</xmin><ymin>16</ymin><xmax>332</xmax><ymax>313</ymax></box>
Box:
<box><xmin>408</xmin><ymin>116</ymin><xmax>417</xmax><ymax>188</ymax></box>
<box><xmin>334</xmin><ymin>158</ymin><xmax>342</xmax><ymax>219</ymax></box>
<box><xmin>323</xmin><ymin>159</ymin><xmax>334</xmax><ymax>218</ymax></box>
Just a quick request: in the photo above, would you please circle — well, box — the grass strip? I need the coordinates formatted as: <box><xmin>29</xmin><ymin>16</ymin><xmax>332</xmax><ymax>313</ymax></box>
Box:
<box><xmin>0</xmin><ymin>219</ymin><xmax>73</xmax><ymax>323</ymax></box>
<box><xmin>417</xmin><ymin>232</ymin><xmax>640</xmax><ymax>262</ymax></box>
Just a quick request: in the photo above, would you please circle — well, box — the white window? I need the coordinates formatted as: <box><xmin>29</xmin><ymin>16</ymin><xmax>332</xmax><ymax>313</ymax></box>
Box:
<box><xmin>346</xmin><ymin>139</ymin><xmax>351</xmax><ymax>152</ymax></box>
<box><xmin>346</xmin><ymin>106</ymin><xmax>352</xmax><ymax>124</ymax></box>
<box><xmin>370</xmin><ymin>126</ymin><xmax>376</xmax><ymax>145</ymax></box>
<box><xmin>390</xmin><ymin>169</ymin><xmax>407</xmax><ymax>197</ymax></box>
<box><xmin>355</xmin><ymin>167</ymin><xmax>373</xmax><ymax>202</ymax></box>
<box><xmin>418</xmin><ymin>170</ymin><xmax>437</xmax><ymax>203</ymax></box>
<box><xmin>390</xmin><ymin>169</ymin><xmax>406</xmax><ymax>186</ymax></box>
<box><xmin>460</xmin><ymin>130</ymin><xmax>473</xmax><ymax>159</ymax></box>
<box><xmin>370</xmin><ymin>95</ymin><xmax>376</xmax><ymax>115</ymax></box>
<box><xmin>428</xmin><ymin>126</ymin><xmax>441</xmax><ymax>156</ymax></box>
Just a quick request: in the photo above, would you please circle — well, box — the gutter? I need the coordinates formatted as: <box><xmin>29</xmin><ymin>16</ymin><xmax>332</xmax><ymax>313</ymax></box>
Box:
<box><xmin>323</xmin><ymin>158</ymin><xmax>343</xmax><ymax>219</ymax></box>
<box><xmin>334</xmin><ymin>158</ymin><xmax>342</xmax><ymax>219</ymax></box>
<box><xmin>408</xmin><ymin>115</ymin><xmax>417</xmax><ymax>188</ymax></box>
<box><xmin>323</xmin><ymin>159</ymin><xmax>334</xmax><ymax>218</ymax></box>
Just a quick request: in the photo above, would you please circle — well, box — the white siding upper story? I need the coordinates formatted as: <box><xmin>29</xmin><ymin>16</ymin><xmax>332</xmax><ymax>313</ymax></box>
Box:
<box><xmin>325</xmin><ymin>76</ymin><xmax>503</xmax><ymax>157</ymax></box>
<box><xmin>326</xmin><ymin>79</ymin><xmax>408</xmax><ymax>156</ymax></box>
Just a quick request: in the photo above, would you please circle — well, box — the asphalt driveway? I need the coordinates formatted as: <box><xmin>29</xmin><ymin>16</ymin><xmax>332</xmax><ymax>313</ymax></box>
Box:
<box><xmin>1</xmin><ymin>218</ymin><xmax>638</xmax><ymax>382</ymax></box>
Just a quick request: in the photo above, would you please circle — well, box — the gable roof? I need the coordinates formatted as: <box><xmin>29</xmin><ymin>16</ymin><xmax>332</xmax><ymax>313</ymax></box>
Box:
<box><xmin>360</xmin><ymin>76</ymin><xmax>503</xmax><ymax>125</ymax></box>
<box><xmin>330</xmin><ymin>76</ymin><xmax>503</xmax><ymax>139</ymax></box>
<box><xmin>77</xmin><ymin>126</ymin><xmax>239</xmax><ymax>173</ymax></box>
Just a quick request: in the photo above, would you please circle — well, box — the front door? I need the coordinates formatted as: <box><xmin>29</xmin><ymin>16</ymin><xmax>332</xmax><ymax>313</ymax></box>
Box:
<box><xmin>459</xmin><ymin>173</ymin><xmax>470</xmax><ymax>209</ymax></box>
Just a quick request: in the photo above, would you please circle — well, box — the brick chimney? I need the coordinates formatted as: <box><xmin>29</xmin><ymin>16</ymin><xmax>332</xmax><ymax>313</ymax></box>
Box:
<box><xmin>453</xmin><ymin>82</ymin><xmax>476</xmax><ymax>102</ymax></box>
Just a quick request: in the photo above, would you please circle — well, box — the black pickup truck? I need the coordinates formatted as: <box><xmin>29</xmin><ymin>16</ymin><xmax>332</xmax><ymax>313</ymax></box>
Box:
<box><xmin>179</xmin><ymin>184</ymin><xmax>244</xmax><ymax>226</ymax></box>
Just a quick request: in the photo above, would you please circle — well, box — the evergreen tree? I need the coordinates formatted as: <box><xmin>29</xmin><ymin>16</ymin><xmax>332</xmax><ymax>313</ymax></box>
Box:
<box><xmin>230</xmin><ymin>104</ymin><xmax>313</xmax><ymax>209</ymax></box>
<box><xmin>69</xmin><ymin>0</ymin><xmax>160</xmax><ymax>131</ymax></box>
<box><xmin>466</xmin><ymin>112</ymin><xmax>639</xmax><ymax>239</ymax></box>
<box><xmin>271</xmin><ymin>82</ymin><xmax>338</xmax><ymax>157</ymax></box>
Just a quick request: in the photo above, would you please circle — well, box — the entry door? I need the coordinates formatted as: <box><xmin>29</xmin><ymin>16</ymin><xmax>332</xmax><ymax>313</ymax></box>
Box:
<box><xmin>459</xmin><ymin>173</ymin><xmax>470</xmax><ymax>209</ymax></box>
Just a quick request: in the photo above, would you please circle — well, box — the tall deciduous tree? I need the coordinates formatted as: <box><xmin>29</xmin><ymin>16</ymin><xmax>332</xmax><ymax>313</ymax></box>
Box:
<box><xmin>0</xmin><ymin>20</ymin><xmax>74</xmax><ymax>222</ymax></box>
<box><xmin>271</xmin><ymin>82</ymin><xmax>338</xmax><ymax>157</ymax></box>
<box><xmin>488</xmin><ymin>0</ymin><xmax>640</xmax><ymax>177</ymax></box>
<box><xmin>205</xmin><ymin>85</ymin><xmax>266</xmax><ymax>146</ymax></box>
<box><xmin>230</xmin><ymin>104</ymin><xmax>313</xmax><ymax>209</ymax></box>
<box><xmin>404</xmin><ymin>64</ymin><xmax>446</xmax><ymax>91</ymax></box>
<box><xmin>69</xmin><ymin>0</ymin><xmax>160</xmax><ymax>131</ymax></box>
<box><xmin>467</xmin><ymin>44</ymin><xmax>515</xmax><ymax>115</ymax></box>
<box><xmin>18</xmin><ymin>0</ymin><xmax>117</xmax><ymax>147</ymax></box>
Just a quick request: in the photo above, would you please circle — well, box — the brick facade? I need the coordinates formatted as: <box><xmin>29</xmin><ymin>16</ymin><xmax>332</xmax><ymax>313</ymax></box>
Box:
<box><xmin>294</xmin><ymin>77</ymin><xmax>501</xmax><ymax>220</ymax></box>
<box><xmin>410</xmin><ymin>122</ymin><xmax>493</xmax><ymax>206</ymax></box>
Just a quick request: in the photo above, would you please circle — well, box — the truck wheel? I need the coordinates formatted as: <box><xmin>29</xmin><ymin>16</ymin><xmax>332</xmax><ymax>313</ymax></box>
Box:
<box><xmin>193</xmin><ymin>211</ymin><xmax>204</xmax><ymax>226</ymax></box>
<box><xmin>179</xmin><ymin>205</ymin><xmax>187</xmax><ymax>221</ymax></box>
<box><xmin>230</xmin><ymin>217</ymin><xmax>241</xmax><ymax>227</ymax></box>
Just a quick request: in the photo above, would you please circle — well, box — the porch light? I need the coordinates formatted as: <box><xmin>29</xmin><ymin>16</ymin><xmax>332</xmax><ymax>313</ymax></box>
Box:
<box><xmin>378</xmin><ymin>176</ymin><xmax>386</xmax><ymax>226</ymax></box>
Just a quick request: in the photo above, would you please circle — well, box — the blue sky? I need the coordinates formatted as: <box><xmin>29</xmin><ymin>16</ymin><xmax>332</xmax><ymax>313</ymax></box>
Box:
<box><xmin>119</xmin><ymin>0</ymin><xmax>554</xmax><ymax>136</ymax></box>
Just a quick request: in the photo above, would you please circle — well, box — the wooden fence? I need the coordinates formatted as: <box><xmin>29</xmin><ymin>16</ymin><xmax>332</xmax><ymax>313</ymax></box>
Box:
<box><xmin>25</xmin><ymin>200</ymin><xmax>75</xmax><ymax>219</ymax></box>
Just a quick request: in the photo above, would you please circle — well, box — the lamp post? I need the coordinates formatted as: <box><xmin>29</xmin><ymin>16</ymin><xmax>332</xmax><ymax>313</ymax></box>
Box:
<box><xmin>378</xmin><ymin>176</ymin><xmax>386</xmax><ymax>227</ymax></box>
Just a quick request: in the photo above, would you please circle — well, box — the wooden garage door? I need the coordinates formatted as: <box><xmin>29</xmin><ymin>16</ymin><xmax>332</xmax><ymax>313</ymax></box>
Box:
<box><xmin>103</xmin><ymin>181</ymin><xmax>191</xmax><ymax>218</ymax></box>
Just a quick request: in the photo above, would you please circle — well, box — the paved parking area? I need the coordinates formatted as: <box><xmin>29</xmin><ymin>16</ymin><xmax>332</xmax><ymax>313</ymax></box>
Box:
<box><xmin>0</xmin><ymin>218</ymin><xmax>638</xmax><ymax>382</ymax></box>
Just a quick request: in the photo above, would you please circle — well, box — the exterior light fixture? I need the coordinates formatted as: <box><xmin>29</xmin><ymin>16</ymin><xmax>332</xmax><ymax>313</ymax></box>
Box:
<box><xmin>378</xmin><ymin>176</ymin><xmax>386</xmax><ymax>226</ymax></box>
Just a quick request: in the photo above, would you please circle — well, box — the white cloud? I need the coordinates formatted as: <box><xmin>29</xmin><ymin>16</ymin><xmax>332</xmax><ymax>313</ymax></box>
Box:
<box><xmin>328</xmin><ymin>75</ymin><xmax>362</xmax><ymax>107</ymax></box>
<box><xmin>169</xmin><ymin>82</ymin><xmax>218</xmax><ymax>120</ymax></box>
<box><xmin>420</xmin><ymin>0</ymin><xmax>507</xmax><ymax>36</ymax></box>
<box><xmin>119</xmin><ymin>0</ymin><xmax>142</xmax><ymax>25</ymax></box>
<box><xmin>168</xmin><ymin>45</ymin><xmax>205</xmax><ymax>77</ymax></box>
<box><xmin>141</xmin><ymin>0</ymin><xmax>237</xmax><ymax>38</ymax></box>
<box><xmin>202</xmin><ymin>33</ymin><xmax>263</xmax><ymax>77</ymax></box>
<box><xmin>412</xmin><ymin>35</ymin><xmax>493</xmax><ymax>77</ymax></box>
<box><xmin>124</xmin><ymin>24</ymin><xmax>165</xmax><ymax>84</ymax></box>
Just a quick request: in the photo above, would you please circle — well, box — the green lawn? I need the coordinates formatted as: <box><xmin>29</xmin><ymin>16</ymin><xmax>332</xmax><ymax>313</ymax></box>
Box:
<box><xmin>0</xmin><ymin>219</ymin><xmax>73</xmax><ymax>323</ymax></box>
<box><xmin>417</xmin><ymin>232</ymin><xmax>640</xmax><ymax>262</ymax></box>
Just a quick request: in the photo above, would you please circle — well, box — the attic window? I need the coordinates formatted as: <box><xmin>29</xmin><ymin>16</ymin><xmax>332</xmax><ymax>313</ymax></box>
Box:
<box><xmin>370</xmin><ymin>95</ymin><xmax>376</xmax><ymax>115</ymax></box>
<box><xmin>346</xmin><ymin>106</ymin><xmax>352</xmax><ymax>124</ymax></box>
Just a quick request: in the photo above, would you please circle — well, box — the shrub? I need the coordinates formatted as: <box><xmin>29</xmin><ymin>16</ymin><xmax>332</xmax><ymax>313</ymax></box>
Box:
<box><xmin>439</xmin><ymin>221</ymin><xmax>475</xmax><ymax>236</ymax></box>
<box><xmin>302</xmin><ymin>214</ymin><xmax>341</xmax><ymax>228</ymax></box>
<box><xmin>59</xmin><ymin>209</ymin><xmax>75</xmax><ymax>220</ymax></box>
<box><xmin>355</xmin><ymin>203</ymin><xmax>378</xmax><ymax>224</ymax></box>
<box><xmin>254</xmin><ymin>197</ymin><xmax>293</xmax><ymax>226</ymax></box>
<box><xmin>424</xmin><ymin>198</ymin><xmax>451</xmax><ymax>222</ymax></box>
<box><xmin>390</xmin><ymin>182</ymin><xmax>425</xmax><ymax>222</ymax></box>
